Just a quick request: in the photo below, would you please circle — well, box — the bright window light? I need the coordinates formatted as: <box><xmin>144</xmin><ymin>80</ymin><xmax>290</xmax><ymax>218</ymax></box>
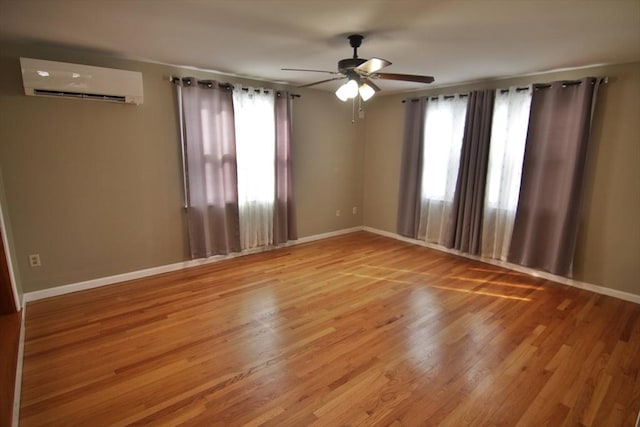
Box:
<box><xmin>421</xmin><ymin>95</ymin><xmax>468</xmax><ymax>201</ymax></box>
<box><xmin>233</xmin><ymin>90</ymin><xmax>276</xmax><ymax>205</ymax></box>
<box><xmin>485</xmin><ymin>89</ymin><xmax>532</xmax><ymax>209</ymax></box>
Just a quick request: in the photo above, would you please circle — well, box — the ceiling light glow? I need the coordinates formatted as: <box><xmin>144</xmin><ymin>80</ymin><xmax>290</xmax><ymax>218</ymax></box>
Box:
<box><xmin>359</xmin><ymin>83</ymin><xmax>376</xmax><ymax>101</ymax></box>
<box><xmin>335</xmin><ymin>79</ymin><xmax>359</xmax><ymax>101</ymax></box>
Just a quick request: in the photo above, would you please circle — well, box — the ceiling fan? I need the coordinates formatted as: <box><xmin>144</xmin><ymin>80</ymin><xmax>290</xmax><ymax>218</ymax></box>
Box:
<box><xmin>283</xmin><ymin>34</ymin><xmax>434</xmax><ymax>102</ymax></box>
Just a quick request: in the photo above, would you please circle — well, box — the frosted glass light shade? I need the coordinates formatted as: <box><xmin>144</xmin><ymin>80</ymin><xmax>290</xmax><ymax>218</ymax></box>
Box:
<box><xmin>335</xmin><ymin>79</ymin><xmax>359</xmax><ymax>101</ymax></box>
<box><xmin>359</xmin><ymin>83</ymin><xmax>376</xmax><ymax>101</ymax></box>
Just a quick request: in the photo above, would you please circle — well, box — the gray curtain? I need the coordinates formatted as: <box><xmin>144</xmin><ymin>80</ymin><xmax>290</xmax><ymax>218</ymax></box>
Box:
<box><xmin>179</xmin><ymin>78</ymin><xmax>241</xmax><ymax>257</ymax></box>
<box><xmin>397</xmin><ymin>98</ymin><xmax>428</xmax><ymax>238</ymax></box>
<box><xmin>508</xmin><ymin>78</ymin><xmax>600</xmax><ymax>276</ymax></box>
<box><xmin>273</xmin><ymin>92</ymin><xmax>297</xmax><ymax>244</ymax></box>
<box><xmin>445</xmin><ymin>90</ymin><xmax>495</xmax><ymax>254</ymax></box>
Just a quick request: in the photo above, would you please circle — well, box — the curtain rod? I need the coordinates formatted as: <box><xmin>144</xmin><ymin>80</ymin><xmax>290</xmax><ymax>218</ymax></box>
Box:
<box><xmin>500</xmin><ymin>87</ymin><xmax>531</xmax><ymax>94</ymax></box>
<box><xmin>169</xmin><ymin>76</ymin><xmax>300</xmax><ymax>98</ymax></box>
<box><xmin>401</xmin><ymin>77</ymin><xmax>608</xmax><ymax>103</ymax></box>
<box><xmin>402</xmin><ymin>94</ymin><xmax>468</xmax><ymax>103</ymax></box>
<box><xmin>533</xmin><ymin>76</ymin><xmax>608</xmax><ymax>91</ymax></box>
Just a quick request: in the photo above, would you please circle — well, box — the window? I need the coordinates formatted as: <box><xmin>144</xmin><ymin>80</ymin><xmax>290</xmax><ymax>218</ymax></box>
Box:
<box><xmin>232</xmin><ymin>87</ymin><xmax>276</xmax><ymax>249</ymax></box>
<box><xmin>418</xmin><ymin>94</ymin><xmax>468</xmax><ymax>244</ymax></box>
<box><xmin>485</xmin><ymin>88</ymin><xmax>531</xmax><ymax>210</ymax></box>
<box><xmin>482</xmin><ymin>87</ymin><xmax>532</xmax><ymax>259</ymax></box>
<box><xmin>177</xmin><ymin>78</ymin><xmax>296</xmax><ymax>258</ymax></box>
<box><xmin>421</xmin><ymin>95</ymin><xmax>468</xmax><ymax>201</ymax></box>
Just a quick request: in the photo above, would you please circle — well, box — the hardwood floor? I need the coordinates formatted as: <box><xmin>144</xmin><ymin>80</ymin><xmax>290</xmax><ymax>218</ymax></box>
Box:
<box><xmin>0</xmin><ymin>310</ymin><xmax>21</xmax><ymax>427</ymax></box>
<box><xmin>20</xmin><ymin>232</ymin><xmax>640</xmax><ymax>426</ymax></box>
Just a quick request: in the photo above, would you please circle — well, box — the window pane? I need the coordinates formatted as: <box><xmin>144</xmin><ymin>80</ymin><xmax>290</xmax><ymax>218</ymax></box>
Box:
<box><xmin>486</xmin><ymin>88</ymin><xmax>531</xmax><ymax>210</ymax></box>
<box><xmin>233</xmin><ymin>90</ymin><xmax>276</xmax><ymax>205</ymax></box>
<box><xmin>232</xmin><ymin>87</ymin><xmax>276</xmax><ymax>250</ymax></box>
<box><xmin>418</xmin><ymin>94</ymin><xmax>468</xmax><ymax>244</ymax></box>
<box><xmin>421</xmin><ymin>95</ymin><xmax>468</xmax><ymax>201</ymax></box>
<box><xmin>482</xmin><ymin>86</ymin><xmax>532</xmax><ymax>260</ymax></box>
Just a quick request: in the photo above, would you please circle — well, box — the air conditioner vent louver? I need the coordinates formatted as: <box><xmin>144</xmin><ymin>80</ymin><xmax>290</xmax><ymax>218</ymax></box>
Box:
<box><xmin>21</xmin><ymin>58</ymin><xmax>143</xmax><ymax>105</ymax></box>
<box><xmin>33</xmin><ymin>89</ymin><xmax>127</xmax><ymax>103</ymax></box>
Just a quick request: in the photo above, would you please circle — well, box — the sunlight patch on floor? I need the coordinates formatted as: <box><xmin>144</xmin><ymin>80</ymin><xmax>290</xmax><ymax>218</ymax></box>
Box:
<box><xmin>339</xmin><ymin>272</ymin><xmax>532</xmax><ymax>302</ymax></box>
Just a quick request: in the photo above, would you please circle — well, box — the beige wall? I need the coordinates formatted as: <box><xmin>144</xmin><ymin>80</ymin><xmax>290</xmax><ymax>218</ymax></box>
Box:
<box><xmin>293</xmin><ymin>90</ymin><xmax>364</xmax><ymax>237</ymax></box>
<box><xmin>0</xmin><ymin>42</ymin><xmax>363</xmax><ymax>293</ymax></box>
<box><xmin>363</xmin><ymin>62</ymin><xmax>640</xmax><ymax>295</ymax></box>
<box><xmin>1</xmin><ymin>40</ymin><xmax>637</xmax><ymax>298</ymax></box>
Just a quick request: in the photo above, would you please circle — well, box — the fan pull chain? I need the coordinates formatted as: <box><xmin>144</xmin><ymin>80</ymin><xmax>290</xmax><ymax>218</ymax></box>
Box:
<box><xmin>352</xmin><ymin>97</ymin><xmax>356</xmax><ymax>123</ymax></box>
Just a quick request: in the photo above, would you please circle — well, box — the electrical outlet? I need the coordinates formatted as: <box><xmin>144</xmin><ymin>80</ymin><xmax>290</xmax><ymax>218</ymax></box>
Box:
<box><xmin>335</xmin><ymin>209</ymin><xmax>341</xmax><ymax>217</ymax></box>
<box><xmin>28</xmin><ymin>253</ymin><xmax>41</xmax><ymax>267</ymax></box>
<box><xmin>352</xmin><ymin>207</ymin><xmax>358</xmax><ymax>215</ymax></box>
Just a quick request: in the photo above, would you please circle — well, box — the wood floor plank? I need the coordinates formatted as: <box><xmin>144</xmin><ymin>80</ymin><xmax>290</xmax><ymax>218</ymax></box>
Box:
<box><xmin>19</xmin><ymin>232</ymin><xmax>640</xmax><ymax>426</ymax></box>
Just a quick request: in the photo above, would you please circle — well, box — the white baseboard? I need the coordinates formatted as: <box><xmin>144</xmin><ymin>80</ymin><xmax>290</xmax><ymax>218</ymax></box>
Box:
<box><xmin>363</xmin><ymin>226</ymin><xmax>640</xmax><ymax>305</ymax></box>
<box><xmin>294</xmin><ymin>226</ymin><xmax>364</xmax><ymax>244</ymax></box>
<box><xmin>23</xmin><ymin>226</ymin><xmax>365</xmax><ymax>303</ymax></box>
<box><xmin>23</xmin><ymin>224</ymin><xmax>638</xmax><ymax>305</ymax></box>
<box><xmin>23</xmin><ymin>260</ymin><xmax>194</xmax><ymax>302</ymax></box>
<box><xmin>12</xmin><ymin>301</ymin><xmax>25</xmax><ymax>427</ymax></box>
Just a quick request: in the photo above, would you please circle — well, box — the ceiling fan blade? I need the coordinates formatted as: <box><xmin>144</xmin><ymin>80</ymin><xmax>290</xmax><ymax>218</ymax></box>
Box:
<box><xmin>371</xmin><ymin>73</ymin><xmax>435</xmax><ymax>84</ymax></box>
<box><xmin>282</xmin><ymin>68</ymin><xmax>341</xmax><ymax>75</ymax></box>
<box><xmin>355</xmin><ymin>57</ymin><xmax>392</xmax><ymax>74</ymax></box>
<box><xmin>362</xmin><ymin>78</ymin><xmax>381</xmax><ymax>92</ymax></box>
<box><xmin>298</xmin><ymin>76</ymin><xmax>346</xmax><ymax>88</ymax></box>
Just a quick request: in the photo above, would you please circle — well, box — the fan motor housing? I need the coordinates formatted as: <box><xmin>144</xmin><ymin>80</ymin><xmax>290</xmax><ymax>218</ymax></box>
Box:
<box><xmin>338</xmin><ymin>58</ymin><xmax>367</xmax><ymax>74</ymax></box>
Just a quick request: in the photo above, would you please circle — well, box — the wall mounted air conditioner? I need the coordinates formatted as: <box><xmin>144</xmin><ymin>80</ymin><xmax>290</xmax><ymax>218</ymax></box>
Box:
<box><xmin>20</xmin><ymin>57</ymin><xmax>144</xmax><ymax>105</ymax></box>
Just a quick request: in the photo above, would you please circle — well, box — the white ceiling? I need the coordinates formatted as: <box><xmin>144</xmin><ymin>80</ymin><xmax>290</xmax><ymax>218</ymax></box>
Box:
<box><xmin>1</xmin><ymin>0</ymin><xmax>639</xmax><ymax>94</ymax></box>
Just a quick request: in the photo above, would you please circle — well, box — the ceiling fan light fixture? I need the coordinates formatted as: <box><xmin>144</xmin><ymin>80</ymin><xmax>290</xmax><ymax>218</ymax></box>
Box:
<box><xmin>358</xmin><ymin>82</ymin><xmax>376</xmax><ymax>101</ymax></box>
<box><xmin>335</xmin><ymin>79</ymin><xmax>359</xmax><ymax>101</ymax></box>
<box><xmin>288</xmin><ymin>33</ymin><xmax>435</xmax><ymax>97</ymax></box>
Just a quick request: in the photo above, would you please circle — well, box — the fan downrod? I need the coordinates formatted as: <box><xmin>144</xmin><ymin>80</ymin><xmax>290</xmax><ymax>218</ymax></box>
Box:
<box><xmin>339</xmin><ymin>34</ymin><xmax>367</xmax><ymax>74</ymax></box>
<box><xmin>348</xmin><ymin>34</ymin><xmax>364</xmax><ymax>52</ymax></box>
